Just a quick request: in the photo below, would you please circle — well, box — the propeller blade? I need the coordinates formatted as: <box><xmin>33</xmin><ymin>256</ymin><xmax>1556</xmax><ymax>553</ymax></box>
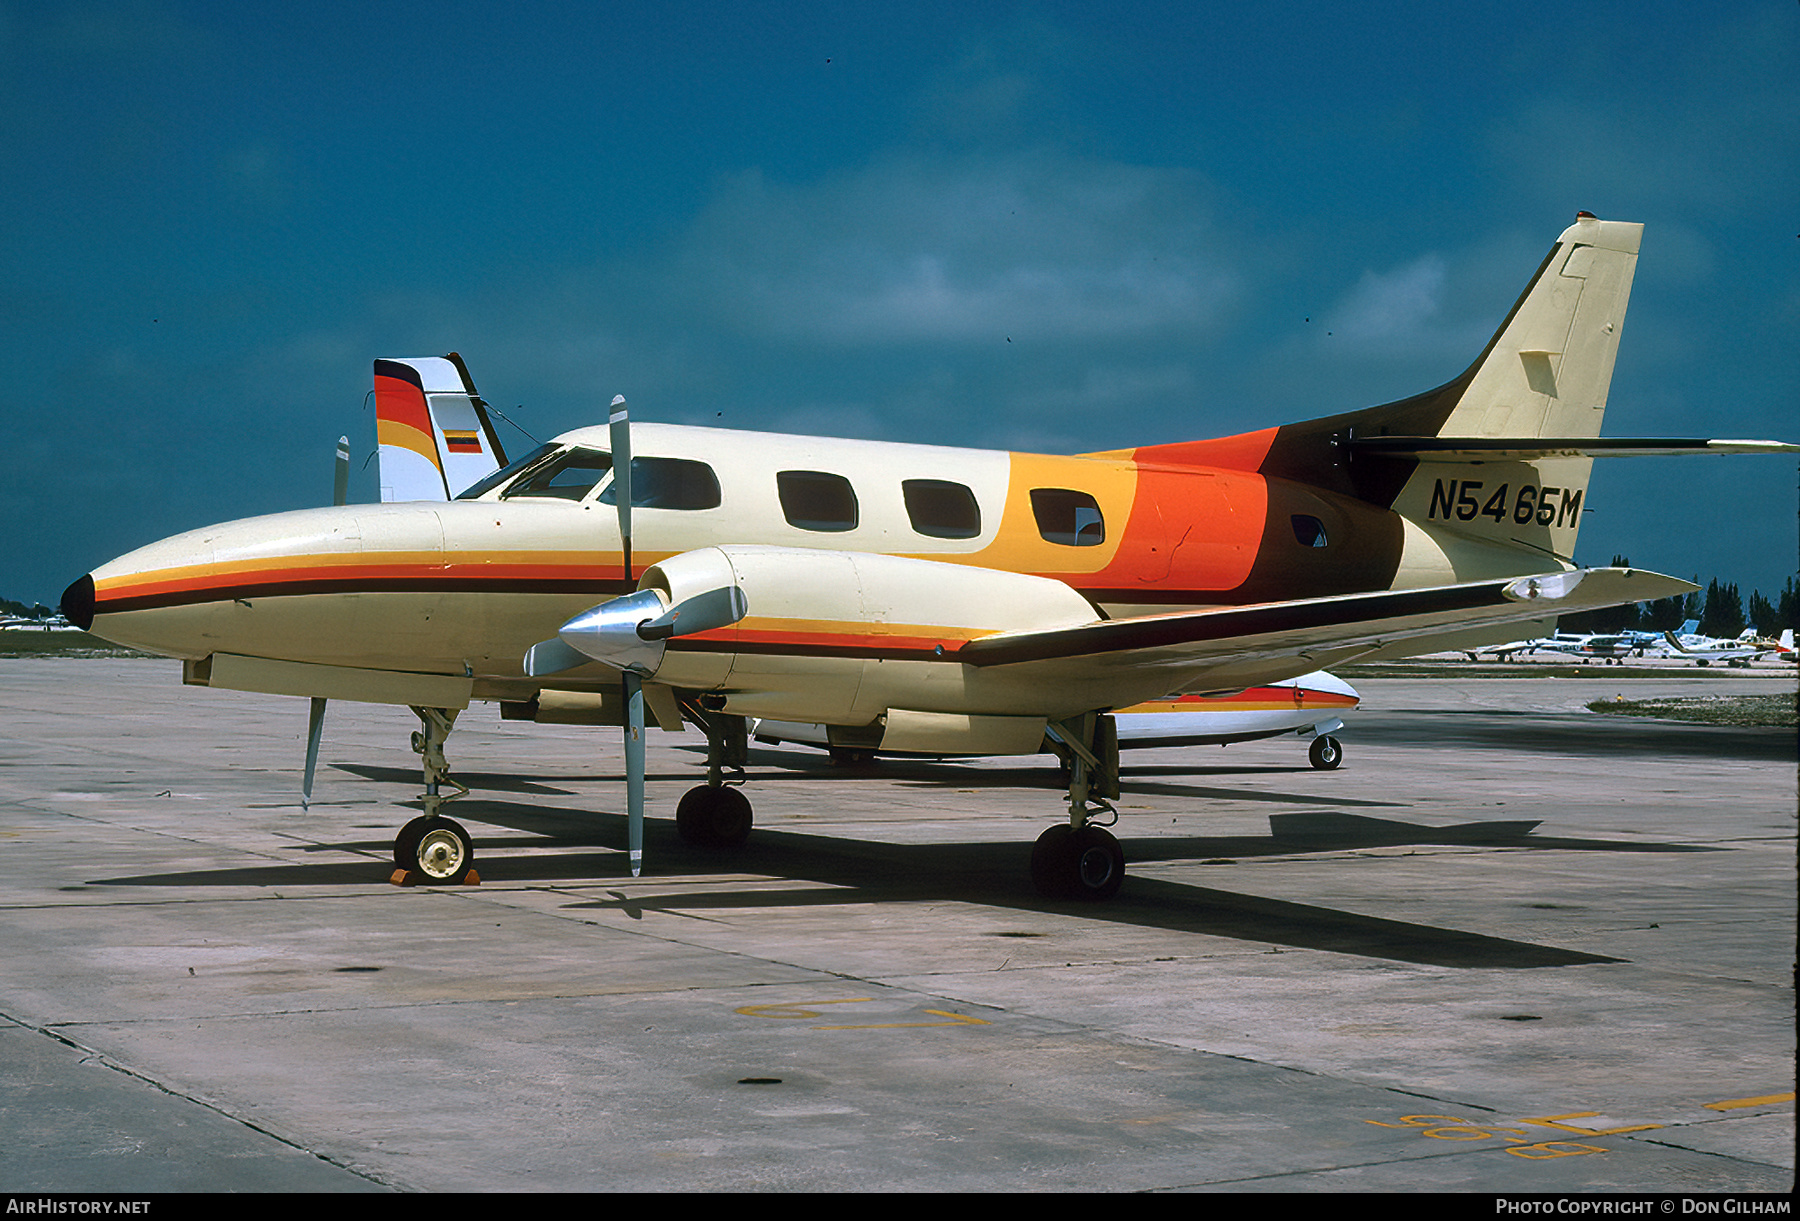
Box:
<box><xmin>636</xmin><ymin>585</ymin><xmax>749</xmax><ymax>640</ymax></box>
<box><xmin>609</xmin><ymin>395</ymin><xmax>631</xmax><ymax>582</ymax></box>
<box><xmin>623</xmin><ymin>670</ymin><xmax>644</xmax><ymax>877</ymax></box>
<box><xmin>333</xmin><ymin>436</ymin><xmax>350</xmax><ymax>507</ymax></box>
<box><xmin>303</xmin><ymin>696</ymin><xmax>326</xmax><ymax>807</ymax></box>
<box><xmin>309</xmin><ymin>439</ymin><xmax>349</xmax><ymax>806</ymax></box>
<box><xmin>522</xmin><ymin>635</ymin><xmax>594</xmax><ymax>678</ymax></box>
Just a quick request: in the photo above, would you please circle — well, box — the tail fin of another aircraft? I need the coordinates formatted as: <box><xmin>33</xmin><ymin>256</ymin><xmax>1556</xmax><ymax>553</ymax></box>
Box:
<box><xmin>373</xmin><ymin>354</ymin><xmax>508</xmax><ymax>501</ymax></box>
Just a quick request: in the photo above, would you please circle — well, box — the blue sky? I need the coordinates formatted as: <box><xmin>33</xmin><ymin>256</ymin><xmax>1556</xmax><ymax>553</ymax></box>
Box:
<box><xmin>4</xmin><ymin>1</ymin><xmax>1795</xmax><ymax>607</ymax></box>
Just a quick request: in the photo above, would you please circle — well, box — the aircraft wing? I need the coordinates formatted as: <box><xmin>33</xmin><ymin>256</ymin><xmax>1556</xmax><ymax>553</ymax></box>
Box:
<box><xmin>955</xmin><ymin>567</ymin><xmax>1692</xmax><ymax>688</ymax></box>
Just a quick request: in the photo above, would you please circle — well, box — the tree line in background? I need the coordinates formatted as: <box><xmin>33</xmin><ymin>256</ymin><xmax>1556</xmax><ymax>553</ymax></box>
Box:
<box><xmin>1</xmin><ymin>598</ymin><xmax>58</xmax><ymax>621</ymax></box>
<box><xmin>1558</xmin><ymin>559</ymin><xmax>1799</xmax><ymax>639</ymax></box>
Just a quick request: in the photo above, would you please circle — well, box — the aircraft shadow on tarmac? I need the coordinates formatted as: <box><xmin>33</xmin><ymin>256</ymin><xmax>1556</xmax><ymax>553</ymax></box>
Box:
<box><xmin>729</xmin><ymin>747</ymin><xmax>1413</xmax><ymax>808</ymax></box>
<box><xmin>332</xmin><ymin>764</ymin><xmax>583</xmax><ymax>794</ymax></box>
<box><xmin>85</xmin><ymin>779</ymin><xmax>1722</xmax><ymax>969</ymax></box>
<box><xmin>1355</xmin><ymin>712</ymin><xmax>1796</xmax><ymax>763</ymax></box>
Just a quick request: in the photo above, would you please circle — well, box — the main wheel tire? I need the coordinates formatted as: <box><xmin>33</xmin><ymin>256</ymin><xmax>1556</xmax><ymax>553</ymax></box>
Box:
<box><xmin>828</xmin><ymin>747</ymin><xmax>876</xmax><ymax>768</ymax></box>
<box><xmin>1068</xmin><ymin>826</ymin><xmax>1125</xmax><ymax>901</ymax></box>
<box><xmin>1031</xmin><ymin>824</ymin><xmax>1125</xmax><ymax>901</ymax></box>
<box><xmin>1030</xmin><ymin>825</ymin><xmax>1076</xmax><ymax>899</ymax></box>
<box><xmin>675</xmin><ymin>785</ymin><xmax>754</xmax><ymax>849</ymax></box>
<box><xmin>1309</xmin><ymin>735</ymin><xmax>1343</xmax><ymax>770</ymax></box>
<box><xmin>409</xmin><ymin>817</ymin><xmax>473</xmax><ymax>884</ymax></box>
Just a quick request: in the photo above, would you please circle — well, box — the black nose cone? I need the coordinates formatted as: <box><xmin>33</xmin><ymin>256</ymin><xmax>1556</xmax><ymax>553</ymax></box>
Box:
<box><xmin>61</xmin><ymin>574</ymin><xmax>95</xmax><ymax>631</ymax></box>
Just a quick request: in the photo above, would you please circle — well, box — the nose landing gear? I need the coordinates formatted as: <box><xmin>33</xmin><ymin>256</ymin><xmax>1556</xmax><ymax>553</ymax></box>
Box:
<box><xmin>391</xmin><ymin>707</ymin><xmax>476</xmax><ymax>885</ymax></box>
<box><xmin>676</xmin><ymin>704</ymin><xmax>754</xmax><ymax>850</ymax></box>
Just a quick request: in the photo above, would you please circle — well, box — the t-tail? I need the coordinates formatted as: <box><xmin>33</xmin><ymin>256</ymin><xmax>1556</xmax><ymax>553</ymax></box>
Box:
<box><xmin>1349</xmin><ymin>213</ymin><xmax>1643</xmax><ymax>584</ymax></box>
<box><xmin>1128</xmin><ymin>213</ymin><xmax>1793</xmax><ymax>594</ymax></box>
<box><xmin>373</xmin><ymin>353</ymin><xmax>508</xmax><ymax>501</ymax></box>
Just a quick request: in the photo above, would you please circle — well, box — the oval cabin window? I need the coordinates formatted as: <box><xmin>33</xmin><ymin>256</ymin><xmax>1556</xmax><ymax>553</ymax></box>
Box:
<box><xmin>1030</xmin><ymin>488</ymin><xmax>1105</xmax><ymax>546</ymax></box>
<box><xmin>903</xmin><ymin>479</ymin><xmax>981</xmax><ymax>539</ymax></box>
<box><xmin>777</xmin><ymin>470</ymin><xmax>859</xmax><ymax>532</ymax></box>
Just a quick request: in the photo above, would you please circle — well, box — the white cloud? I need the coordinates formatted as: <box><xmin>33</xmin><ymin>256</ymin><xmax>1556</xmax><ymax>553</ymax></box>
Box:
<box><xmin>1324</xmin><ymin>254</ymin><xmax>1446</xmax><ymax>344</ymax></box>
<box><xmin>673</xmin><ymin>152</ymin><xmax>1238</xmax><ymax>345</ymax></box>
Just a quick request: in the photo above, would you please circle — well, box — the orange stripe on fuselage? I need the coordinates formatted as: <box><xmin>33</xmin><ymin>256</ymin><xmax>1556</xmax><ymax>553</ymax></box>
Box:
<box><xmin>701</xmin><ymin>616</ymin><xmax>991</xmax><ymax>656</ymax></box>
<box><xmin>932</xmin><ymin>452</ymin><xmax>1268</xmax><ymax>598</ymax></box>
<box><xmin>93</xmin><ymin>550</ymin><xmax>633</xmax><ymax>603</ymax></box>
<box><xmin>1101</xmin><ymin>464</ymin><xmax>1266</xmax><ymax>594</ymax></box>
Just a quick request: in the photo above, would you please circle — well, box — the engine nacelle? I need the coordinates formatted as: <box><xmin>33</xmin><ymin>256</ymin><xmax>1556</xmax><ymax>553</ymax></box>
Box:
<box><xmin>626</xmin><ymin>545</ymin><xmax>1102</xmax><ymax>724</ymax></box>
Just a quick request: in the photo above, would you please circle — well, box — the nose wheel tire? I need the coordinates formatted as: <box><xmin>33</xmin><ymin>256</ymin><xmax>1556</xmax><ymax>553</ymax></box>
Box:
<box><xmin>676</xmin><ymin>785</ymin><xmax>753</xmax><ymax>849</ymax></box>
<box><xmin>1308</xmin><ymin>735</ymin><xmax>1343</xmax><ymax>770</ymax></box>
<box><xmin>393</xmin><ymin>816</ymin><xmax>428</xmax><ymax>868</ymax></box>
<box><xmin>1031</xmin><ymin>824</ymin><xmax>1125</xmax><ymax>901</ymax></box>
<box><xmin>394</xmin><ymin>816</ymin><xmax>474</xmax><ymax>884</ymax></box>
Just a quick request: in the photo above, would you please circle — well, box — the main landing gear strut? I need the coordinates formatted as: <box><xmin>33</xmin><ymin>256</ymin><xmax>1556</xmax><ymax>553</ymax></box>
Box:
<box><xmin>674</xmin><ymin>702</ymin><xmax>754</xmax><ymax>850</ymax></box>
<box><xmin>391</xmin><ymin>706</ymin><xmax>476</xmax><ymax>885</ymax></box>
<box><xmin>1033</xmin><ymin>712</ymin><xmax>1125</xmax><ymax>901</ymax></box>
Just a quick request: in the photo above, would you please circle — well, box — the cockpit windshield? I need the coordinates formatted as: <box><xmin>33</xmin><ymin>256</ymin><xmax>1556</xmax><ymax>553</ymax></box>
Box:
<box><xmin>497</xmin><ymin>447</ymin><xmax>614</xmax><ymax>501</ymax></box>
<box><xmin>453</xmin><ymin>442</ymin><xmax>559</xmax><ymax>500</ymax></box>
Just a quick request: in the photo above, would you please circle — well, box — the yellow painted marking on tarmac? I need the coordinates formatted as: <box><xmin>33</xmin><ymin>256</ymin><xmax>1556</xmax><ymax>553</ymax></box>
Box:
<box><xmin>1507</xmin><ymin>1141</ymin><xmax>1608</xmax><ymax>1159</ymax></box>
<box><xmin>1704</xmin><ymin>1092</ymin><xmax>1794</xmax><ymax>1111</ymax></box>
<box><xmin>810</xmin><ymin>1010</ymin><xmax>991</xmax><ymax>1031</ymax></box>
<box><xmin>734</xmin><ymin>999</ymin><xmax>988</xmax><ymax>1029</ymax></box>
<box><xmin>1366</xmin><ymin>1114</ymin><xmax>1492</xmax><ymax>1132</ymax></box>
<box><xmin>735</xmin><ymin>998</ymin><xmax>874</xmax><ymax>1020</ymax></box>
<box><xmin>1365</xmin><ymin>1113</ymin><xmax>1615</xmax><ymax>1159</ymax></box>
<box><xmin>1518</xmin><ymin>1111</ymin><xmax>1661</xmax><ymax>1136</ymax></box>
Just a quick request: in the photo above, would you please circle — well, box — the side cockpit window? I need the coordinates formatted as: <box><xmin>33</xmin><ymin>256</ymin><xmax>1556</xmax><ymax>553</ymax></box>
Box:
<box><xmin>500</xmin><ymin>447</ymin><xmax>612</xmax><ymax>501</ymax></box>
<box><xmin>1030</xmin><ymin>488</ymin><xmax>1105</xmax><ymax>547</ymax></box>
<box><xmin>777</xmin><ymin>470</ymin><xmax>858</xmax><ymax>532</ymax></box>
<box><xmin>903</xmin><ymin>479</ymin><xmax>980</xmax><ymax>539</ymax></box>
<box><xmin>599</xmin><ymin>457</ymin><xmax>722</xmax><ymax>510</ymax></box>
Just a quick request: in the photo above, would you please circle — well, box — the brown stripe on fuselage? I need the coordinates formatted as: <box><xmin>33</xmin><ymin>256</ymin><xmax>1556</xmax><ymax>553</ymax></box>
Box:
<box><xmin>1223</xmin><ymin>476</ymin><xmax>1407</xmax><ymax>603</ymax></box>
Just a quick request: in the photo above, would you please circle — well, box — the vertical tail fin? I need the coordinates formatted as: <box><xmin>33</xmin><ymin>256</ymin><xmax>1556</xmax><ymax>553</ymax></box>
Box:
<box><xmin>373</xmin><ymin>354</ymin><xmax>508</xmax><ymax>502</ymax></box>
<box><xmin>1338</xmin><ymin>214</ymin><xmax>1641</xmax><ymax>580</ymax></box>
<box><xmin>1426</xmin><ymin>213</ymin><xmax>1641</xmax><ymax>442</ymax></box>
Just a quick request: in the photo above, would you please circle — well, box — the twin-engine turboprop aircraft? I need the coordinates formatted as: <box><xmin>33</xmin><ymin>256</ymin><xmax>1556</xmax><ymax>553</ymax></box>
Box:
<box><xmin>367</xmin><ymin>362</ymin><xmax>1365</xmax><ymax>774</ymax></box>
<box><xmin>61</xmin><ymin>214</ymin><xmax>1796</xmax><ymax>899</ymax></box>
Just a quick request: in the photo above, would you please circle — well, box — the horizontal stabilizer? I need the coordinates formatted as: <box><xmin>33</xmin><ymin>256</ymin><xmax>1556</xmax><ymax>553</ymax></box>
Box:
<box><xmin>1344</xmin><ymin>436</ymin><xmax>1800</xmax><ymax>461</ymax></box>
